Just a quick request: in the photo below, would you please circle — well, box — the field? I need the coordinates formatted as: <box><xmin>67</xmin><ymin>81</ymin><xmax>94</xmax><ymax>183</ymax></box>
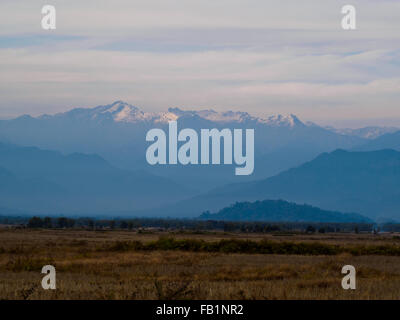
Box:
<box><xmin>1</xmin><ymin>228</ymin><xmax>400</xmax><ymax>300</ymax></box>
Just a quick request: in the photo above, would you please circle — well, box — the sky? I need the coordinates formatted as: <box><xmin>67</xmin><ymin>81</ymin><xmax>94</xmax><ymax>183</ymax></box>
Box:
<box><xmin>0</xmin><ymin>0</ymin><xmax>399</xmax><ymax>128</ymax></box>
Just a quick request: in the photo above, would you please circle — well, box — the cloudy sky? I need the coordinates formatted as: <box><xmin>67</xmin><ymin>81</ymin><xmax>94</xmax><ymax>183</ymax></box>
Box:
<box><xmin>0</xmin><ymin>0</ymin><xmax>399</xmax><ymax>127</ymax></box>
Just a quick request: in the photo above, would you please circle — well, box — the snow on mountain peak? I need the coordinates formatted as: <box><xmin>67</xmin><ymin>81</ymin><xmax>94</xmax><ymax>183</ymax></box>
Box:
<box><xmin>325</xmin><ymin>126</ymin><xmax>399</xmax><ymax>139</ymax></box>
<box><xmin>91</xmin><ymin>101</ymin><xmax>158</xmax><ymax>123</ymax></box>
<box><xmin>262</xmin><ymin>114</ymin><xmax>303</xmax><ymax>127</ymax></box>
<box><xmin>101</xmin><ymin>101</ymin><xmax>138</xmax><ymax>113</ymax></box>
<box><xmin>89</xmin><ymin>102</ymin><xmax>306</xmax><ymax>127</ymax></box>
<box><xmin>37</xmin><ymin>101</ymin><xmax>305</xmax><ymax>127</ymax></box>
<box><xmin>96</xmin><ymin>101</ymin><xmax>144</xmax><ymax>121</ymax></box>
<box><xmin>166</xmin><ymin>107</ymin><xmax>255</xmax><ymax>123</ymax></box>
<box><xmin>164</xmin><ymin>107</ymin><xmax>306</xmax><ymax>127</ymax></box>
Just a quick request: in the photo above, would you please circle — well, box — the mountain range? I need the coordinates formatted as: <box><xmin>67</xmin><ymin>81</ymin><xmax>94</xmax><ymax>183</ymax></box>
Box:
<box><xmin>1</xmin><ymin>101</ymin><xmax>400</xmax><ymax>221</ymax></box>
<box><xmin>0</xmin><ymin>101</ymin><xmax>378</xmax><ymax>191</ymax></box>
<box><xmin>325</xmin><ymin>126</ymin><xmax>399</xmax><ymax>140</ymax></box>
<box><xmin>0</xmin><ymin>142</ymin><xmax>193</xmax><ymax>215</ymax></box>
<box><xmin>354</xmin><ymin>130</ymin><xmax>400</xmax><ymax>152</ymax></box>
<box><xmin>150</xmin><ymin>149</ymin><xmax>400</xmax><ymax>221</ymax></box>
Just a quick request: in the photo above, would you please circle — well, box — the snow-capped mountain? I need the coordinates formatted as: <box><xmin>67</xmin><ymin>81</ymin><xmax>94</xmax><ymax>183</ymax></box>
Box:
<box><xmin>39</xmin><ymin>101</ymin><xmax>169</xmax><ymax>123</ymax></box>
<box><xmin>325</xmin><ymin>126</ymin><xmax>399</xmax><ymax>140</ymax></box>
<box><xmin>0</xmin><ymin>101</ymin><xmax>367</xmax><ymax>191</ymax></box>
<box><xmin>263</xmin><ymin>114</ymin><xmax>304</xmax><ymax>127</ymax></box>
<box><xmin>166</xmin><ymin>107</ymin><xmax>256</xmax><ymax>123</ymax></box>
<box><xmin>39</xmin><ymin>101</ymin><xmax>305</xmax><ymax>128</ymax></box>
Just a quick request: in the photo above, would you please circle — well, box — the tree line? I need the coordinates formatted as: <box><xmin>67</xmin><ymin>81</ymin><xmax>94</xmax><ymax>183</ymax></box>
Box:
<box><xmin>0</xmin><ymin>215</ymin><xmax>380</xmax><ymax>233</ymax></box>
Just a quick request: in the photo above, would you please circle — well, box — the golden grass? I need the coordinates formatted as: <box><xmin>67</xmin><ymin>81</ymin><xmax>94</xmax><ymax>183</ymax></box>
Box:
<box><xmin>0</xmin><ymin>229</ymin><xmax>400</xmax><ymax>300</ymax></box>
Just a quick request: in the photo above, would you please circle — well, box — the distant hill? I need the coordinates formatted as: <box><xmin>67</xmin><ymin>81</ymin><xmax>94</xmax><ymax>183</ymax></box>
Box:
<box><xmin>325</xmin><ymin>126</ymin><xmax>399</xmax><ymax>140</ymax></box>
<box><xmin>0</xmin><ymin>142</ymin><xmax>194</xmax><ymax>215</ymax></box>
<box><xmin>154</xmin><ymin>149</ymin><xmax>400</xmax><ymax>220</ymax></box>
<box><xmin>0</xmin><ymin>205</ymin><xmax>28</xmax><ymax>217</ymax></box>
<box><xmin>200</xmin><ymin>200</ymin><xmax>371</xmax><ymax>223</ymax></box>
<box><xmin>355</xmin><ymin>130</ymin><xmax>400</xmax><ymax>151</ymax></box>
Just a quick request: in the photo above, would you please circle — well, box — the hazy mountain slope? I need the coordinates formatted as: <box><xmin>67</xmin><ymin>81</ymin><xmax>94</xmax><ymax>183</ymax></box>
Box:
<box><xmin>0</xmin><ymin>143</ymin><xmax>193</xmax><ymax>214</ymax></box>
<box><xmin>0</xmin><ymin>206</ymin><xmax>29</xmax><ymax>217</ymax></box>
<box><xmin>325</xmin><ymin>126</ymin><xmax>399</xmax><ymax>140</ymax></box>
<box><xmin>0</xmin><ymin>164</ymin><xmax>64</xmax><ymax>195</ymax></box>
<box><xmin>354</xmin><ymin>130</ymin><xmax>400</xmax><ymax>151</ymax></box>
<box><xmin>0</xmin><ymin>101</ymin><xmax>366</xmax><ymax>191</ymax></box>
<box><xmin>155</xmin><ymin>149</ymin><xmax>400</xmax><ymax>220</ymax></box>
<box><xmin>200</xmin><ymin>200</ymin><xmax>371</xmax><ymax>223</ymax></box>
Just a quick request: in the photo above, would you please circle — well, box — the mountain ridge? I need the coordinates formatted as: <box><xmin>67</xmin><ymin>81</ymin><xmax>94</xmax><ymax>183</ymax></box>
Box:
<box><xmin>0</xmin><ymin>142</ymin><xmax>195</xmax><ymax>214</ymax></box>
<box><xmin>150</xmin><ymin>148</ymin><xmax>400</xmax><ymax>221</ymax></box>
<box><xmin>0</xmin><ymin>101</ymin><xmax>368</xmax><ymax>191</ymax></box>
<box><xmin>20</xmin><ymin>101</ymin><xmax>307</xmax><ymax>128</ymax></box>
<box><xmin>354</xmin><ymin>130</ymin><xmax>400</xmax><ymax>151</ymax></box>
<box><xmin>326</xmin><ymin>126</ymin><xmax>399</xmax><ymax>140</ymax></box>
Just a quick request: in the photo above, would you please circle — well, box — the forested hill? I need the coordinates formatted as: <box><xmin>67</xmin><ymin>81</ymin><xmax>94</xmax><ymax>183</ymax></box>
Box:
<box><xmin>200</xmin><ymin>200</ymin><xmax>372</xmax><ymax>223</ymax></box>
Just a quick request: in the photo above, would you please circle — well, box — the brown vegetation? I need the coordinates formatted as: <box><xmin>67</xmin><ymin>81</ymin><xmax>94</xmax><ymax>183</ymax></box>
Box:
<box><xmin>0</xmin><ymin>229</ymin><xmax>400</xmax><ymax>300</ymax></box>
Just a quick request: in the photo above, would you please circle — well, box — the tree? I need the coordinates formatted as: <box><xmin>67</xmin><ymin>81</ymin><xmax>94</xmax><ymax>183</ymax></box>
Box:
<box><xmin>306</xmin><ymin>225</ymin><xmax>316</xmax><ymax>233</ymax></box>
<box><xmin>66</xmin><ymin>218</ymin><xmax>75</xmax><ymax>228</ymax></box>
<box><xmin>224</xmin><ymin>222</ymin><xmax>235</xmax><ymax>232</ymax></box>
<box><xmin>43</xmin><ymin>217</ymin><xmax>52</xmax><ymax>228</ymax></box>
<box><xmin>28</xmin><ymin>216</ymin><xmax>43</xmax><ymax>228</ymax></box>
<box><xmin>57</xmin><ymin>217</ymin><xmax>68</xmax><ymax>228</ymax></box>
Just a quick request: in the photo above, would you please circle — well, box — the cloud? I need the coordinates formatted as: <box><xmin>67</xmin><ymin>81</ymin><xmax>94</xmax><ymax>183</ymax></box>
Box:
<box><xmin>0</xmin><ymin>0</ymin><xmax>399</xmax><ymax>126</ymax></box>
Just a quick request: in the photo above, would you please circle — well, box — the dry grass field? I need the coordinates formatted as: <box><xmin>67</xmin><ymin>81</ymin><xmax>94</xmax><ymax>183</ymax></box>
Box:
<box><xmin>1</xmin><ymin>228</ymin><xmax>400</xmax><ymax>300</ymax></box>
